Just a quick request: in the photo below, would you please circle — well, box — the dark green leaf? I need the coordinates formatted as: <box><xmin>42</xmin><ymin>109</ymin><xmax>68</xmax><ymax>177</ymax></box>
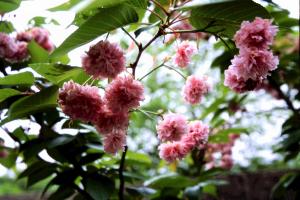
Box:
<box><xmin>8</xmin><ymin>86</ymin><xmax>58</xmax><ymax>119</ymax></box>
<box><xmin>0</xmin><ymin>88</ymin><xmax>21</xmax><ymax>103</ymax></box>
<box><xmin>83</xmin><ymin>175</ymin><xmax>114</xmax><ymax>200</ymax></box>
<box><xmin>48</xmin><ymin>135</ymin><xmax>75</xmax><ymax>148</ymax></box>
<box><xmin>0</xmin><ymin>72</ymin><xmax>34</xmax><ymax>86</ymax></box>
<box><xmin>50</xmin><ymin>4</ymin><xmax>139</xmax><ymax>58</ymax></box>
<box><xmin>189</xmin><ymin>0</ymin><xmax>270</xmax><ymax>37</ymax></box>
<box><xmin>48</xmin><ymin>185</ymin><xmax>75</xmax><ymax>200</ymax></box>
<box><xmin>0</xmin><ymin>20</ymin><xmax>15</xmax><ymax>33</ymax></box>
<box><xmin>27</xmin><ymin>41</ymin><xmax>49</xmax><ymax>63</ymax></box>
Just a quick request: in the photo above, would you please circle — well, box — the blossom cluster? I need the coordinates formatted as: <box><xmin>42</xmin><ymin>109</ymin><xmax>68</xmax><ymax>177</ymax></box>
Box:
<box><xmin>224</xmin><ymin>17</ymin><xmax>278</xmax><ymax>93</ymax></box>
<box><xmin>0</xmin><ymin>27</ymin><xmax>54</xmax><ymax>63</ymax></box>
<box><xmin>205</xmin><ymin>134</ymin><xmax>239</xmax><ymax>169</ymax></box>
<box><xmin>157</xmin><ymin>113</ymin><xmax>209</xmax><ymax>162</ymax></box>
<box><xmin>58</xmin><ymin>40</ymin><xmax>144</xmax><ymax>154</ymax></box>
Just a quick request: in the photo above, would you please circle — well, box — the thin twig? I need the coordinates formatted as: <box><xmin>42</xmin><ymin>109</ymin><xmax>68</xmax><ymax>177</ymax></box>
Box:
<box><xmin>146</xmin><ymin>8</ymin><xmax>164</xmax><ymax>22</ymax></box>
<box><xmin>138</xmin><ymin>63</ymin><xmax>164</xmax><ymax>81</ymax></box>
<box><xmin>118</xmin><ymin>146</ymin><xmax>128</xmax><ymax>200</ymax></box>
<box><xmin>121</xmin><ymin>27</ymin><xmax>139</xmax><ymax>47</ymax></box>
<box><xmin>163</xmin><ymin>64</ymin><xmax>186</xmax><ymax>79</ymax></box>
<box><xmin>150</xmin><ymin>0</ymin><xmax>169</xmax><ymax>16</ymax></box>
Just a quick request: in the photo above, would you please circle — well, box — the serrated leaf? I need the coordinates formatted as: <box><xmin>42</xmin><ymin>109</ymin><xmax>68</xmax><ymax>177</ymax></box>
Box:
<box><xmin>0</xmin><ymin>88</ymin><xmax>21</xmax><ymax>103</ymax></box>
<box><xmin>188</xmin><ymin>0</ymin><xmax>270</xmax><ymax>37</ymax></box>
<box><xmin>8</xmin><ymin>86</ymin><xmax>58</xmax><ymax>119</ymax></box>
<box><xmin>0</xmin><ymin>72</ymin><xmax>34</xmax><ymax>86</ymax></box>
<box><xmin>29</xmin><ymin>63</ymin><xmax>89</xmax><ymax>86</ymax></box>
<box><xmin>50</xmin><ymin>4</ymin><xmax>139</xmax><ymax>58</ymax></box>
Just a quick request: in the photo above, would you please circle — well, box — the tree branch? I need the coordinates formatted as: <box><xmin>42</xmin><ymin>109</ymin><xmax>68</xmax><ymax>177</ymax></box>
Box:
<box><xmin>118</xmin><ymin>145</ymin><xmax>128</xmax><ymax>200</ymax></box>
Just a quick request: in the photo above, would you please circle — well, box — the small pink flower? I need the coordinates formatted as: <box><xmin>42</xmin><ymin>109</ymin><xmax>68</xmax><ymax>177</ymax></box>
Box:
<box><xmin>157</xmin><ymin>113</ymin><xmax>188</xmax><ymax>142</ymax></box>
<box><xmin>94</xmin><ymin>106</ymin><xmax>129</xmax><ymax>135</ymax></box>
<box><xmin>0</xmin><ymin>33</ymin><xmax>17</xmax><ymax>59</ymax></box>
<box><xmin>182</xmin><ymin>120</ymin><xmax>209</xmax><ymax>150</ymax></box>
<box><xmin>13</xmin><ymin>42</ymin><xmax>29</xmax><ymax>61</ymax></box>
<box><xmin>224</xmin><ymin>66</ymin><xmax>262</xmax><ymax>93</ymax></box>
<box><xmin>58</xmin><ymin>81</ymin><xmax>103</xmax><ymax>122</ymax></box>
<box><xmin>234</xmin><ymin>17</ymin><xmax>278</xmax><ymax>49</ymax></box>
<box><xmin>174</xmin><ymin>41</ymin><xmax>196</xmax><ymax>68</ymax></box>
<box><xmin>158</xmin><ymin>141</ymin><xmax>188</xmax><ymax>162</ymax></box>
<box><xmin>220</xmin><ymin>154</ymin><xmax>234</xmax><ymax>169</ymax></box>
<box><xmin>82</xmin><ymin>40</ymin><xmax>125</xmax><ymax>79</ymax></box>
<box><xmin>104</xmin><ymin>76</ymin><xmax>144</xmax><ymax>113</ymax></box>
<box><xmin>17</xmin><ymin>27</ymin><xmax>54</xmax><ymax>52</ymax></box>
<box><xmin>183</xmin><ymin>75</ymin><xmax>211</xmax><ymax>104</ymax></box>
<box><xmin>103</xmin><ymin>129</ymin><xmax>126</xmax><ymax>154</ymax></box>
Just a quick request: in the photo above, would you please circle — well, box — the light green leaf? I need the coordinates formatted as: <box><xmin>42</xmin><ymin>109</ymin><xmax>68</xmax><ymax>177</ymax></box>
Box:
<box><xmin>0</xmin><ymin>0</ymin><xmax>21</xmax><ymax>13</ymax></box>
<box><xmin>126</xmin><ymin>151</ymin><xmax>152</xmax><ymax>166</ymax></box>
<box><xmin>50</xmin><ymin>4</ymin><xmax>139</xmax><ymax>58</ymax></box>
<box><xmin>27</xmin><ymin>41</ymin><xmax>49</xmax><ymax>63</ymax></box>
<box><xmin>0</xmin><ymin>72</ymin><xmax>35</xmax><ymax>86</ymax></box>
<box><xmin>0</xmin><ymin>20</ymin><xmax>15</xmax><ymax>33</ymax></box>
<box><xmin>188</xmin><ymin>0</ymin><xmax>270</xmax><ymax>37</ymax></box>
<box><xmin>29</xmin><ymin>63</ymin><xmax>89</xmax><ymax>86</ymax></box>
<box><xmin>8</xmin><ymin>86</ymin><xmax>58</xmax><ymax>119</ymax></box>
<box><xmin>209</xmin><ymin>128</ymin><xmax>247</xmax><ymax>143</ymax></box>
<box><xmin>0</xmin><ymin>88</ymin><xmax>21</xmax><ymax>103</ymax></box>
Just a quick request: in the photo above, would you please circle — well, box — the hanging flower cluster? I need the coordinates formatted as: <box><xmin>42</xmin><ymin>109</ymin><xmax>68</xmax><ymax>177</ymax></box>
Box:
<box><xmin>157</xmin><ymin>113</ymin><xmax>209</xmax><ymax>163</ymax></box>
<box><xmin>58</xmin><ymin>41</ymin><xmax>144</xmax><ymax>154</ymax></box>
<box><xmin>0</xmin><ymin>27</ymin><xmax>54</xmax><ymax>63</ymax></box>
<box><xmin>205</xmin><ymin>134</ymin><xmax>239</xmax><ymax>169</ymax></box>
<box><xmin>183</xmin><ymin>75</ymin><xmax>211</xmax><ymax>104</ymax></box>
<box><xmin>174</xmin><ymin>41</ymin><xmax>196</xmax><ymax>68</ymax></box>
<box><xmin>224</xmin><ymin>17</ymin><xmax>278</xmax><ymax>93</ymax></box>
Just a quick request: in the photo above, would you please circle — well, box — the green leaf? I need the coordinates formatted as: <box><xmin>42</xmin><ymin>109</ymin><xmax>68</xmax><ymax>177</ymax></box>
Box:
<box><xmin>126</xmin><ymin>151</ymin><xmax>152</xmax><ymax>166</ymax></box>
<box><xmin>8</xmin><ymin>86</ymin><xmax>58</xmax><ymax>119</ymax></box>
<box><xmin>0</xmin><ymin>148</ymin><xmax>18</xmax><ymax>168</ymax></box>
<box><xmin>209</xmin><ymin>128</ymin><xmax>247</xmax><ymax>143</ymax></box>
<box><xmin>27</xmin><ymin>41</ymin><xmax>49</xmax><ymax>63</ymax></box>
<box><xmin>0</xmin><ymin>72</ymin><xmax>35</xmax><ymax>86</ymax></box>
<box><xmin>28</xmin><ymin>16</ymin><xmax>60</xmax><ymax>27</ymax></box>
<box><xmin>50</xmin><ymin>4</ymin><xmax>139</xmax><ymax>58</ymax></box>
<box><xmin>48</xmin><ymin>135</ymin><xmax>75</xmax><ymax>148</ymax></box>
<box><xmin>0</xmin><ymin>0</ymin><xmax>21</xmax><ymax>13</ymax></box>
<box><xmin>188</xmin><ymin>0</ymin><xmax>270</xmax><ymax>37</ymax></box>
<box><xmin>144</xmin><ymin>173</ymin><xmax>198</xmax><ymax>189</ymax></box>
<box><xmin>83</xmin><ymin>175</ymin><xmax>114</xmax><ymax>200</ymax></box>
<box><xmin>0</xmin><ymin>88</ymin><xmax>21</xmax><ymax>103</ymax></box>
<box><xmin>29</xmin><ymin>63</ymin><xmax>89</xmax><ymax>86</ymax></box>
<box><xmin>0</xmin><ymin>20</ymin><xmax>15</xmax><ymax>33</ymax></box>
<box><xmin>48</xmin><ymin>185</ymin><xmax>75</xmax><ymax>200</ymax></box>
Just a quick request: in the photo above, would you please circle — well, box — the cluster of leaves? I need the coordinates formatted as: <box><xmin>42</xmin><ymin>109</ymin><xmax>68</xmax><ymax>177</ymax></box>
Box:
<box><xmin>0</xmin><ymin>0</ymin><xmax>299</xmax><ymax>199</ymax></box>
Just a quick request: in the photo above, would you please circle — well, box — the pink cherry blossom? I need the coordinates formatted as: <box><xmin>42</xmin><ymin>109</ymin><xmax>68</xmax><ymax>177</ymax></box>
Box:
<box><xmin>94</xmin><ymin>106</ymin><xmax>129</xmax><ymax>135</ymax></box>
<box><xmin>234</xmin><ymin>17</ymin><xmax>278</xmax><ymax>50</ymax></box>
<box><xmin>82</xmin><ymin>40</ymin><xmax>125</xmax><ymax>79</ymax></box>
<box><xmin>58</xmin><ymin>81</ymin><xmax>103</xmax><ymax>122</ymax></box>
<box><xmin>224</xmin><ymin>66</ymin><xmax>262</xmax><ymax>93</ymax></box>
<box><xmin>104</xmin><ymin>76</ymin><xmax>144</xmax><ymax>113</ymax></box>
<box><xmin>174</xmin><ymin>41</ymin><xmax>196</xmax><ymax>68</ymax></box>
<box><xmin>158</xmin><ymin>141</ymin><xmax>189</xmax><ymax>162</ymax></box>
<box><xmin>0</xmin><ymin>33</ymin><xmax>16</xmax><ymax>59</ymax></box>
<box><xmin>156</xmin><ymin>113</ymin><xmax>188</xmax><ymax>142</ymax></box>
<box><xmin>183</xmin><ymin>75</ymin><xmax>211</xmax><ymax>104</ymax></box>
<box><xmin>103</xmin><ymin>129</ymin><xmax>126</xmax><ymax>154</ymax></box>
<box><xmin>182</xmin><ymin>120</ymin><xmax>209</xmax><ymax>150</ymax></box>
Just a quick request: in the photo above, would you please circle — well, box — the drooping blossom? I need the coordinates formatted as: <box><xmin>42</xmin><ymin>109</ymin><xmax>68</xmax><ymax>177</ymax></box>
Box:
<box><xmin>224</xmin><ymin>66</ymin><xmax>262</xmax><ymax>93</ymax></box>
<box><xmin>94</xmin><ymin>106</ymin><xmax>129</xmax><ymax>135</ymax></box>
<box><xmin>58</xmin><ymin>81</ymin><xmax>103</xmax><ymax>122</ymax></box>
<box><xmin>234</xmin><ymin>17</ymin><xmax>278</xmax><ymax>50</ymax></box>
<box><xmin>82</xmin><ymin>40</ymin><xmax>125</xmax><ymax>79</ymax></box>
<box><xmin>104</xmin><ymin>76</ymin><xmax>144</xmax><ymax>113</ymax></box>
<box><xmin>0</xmin><ymin>33</ymin><xmax>16</xmax><ymax>59</ymax></box>
<box><xmin>182</xmin><ymin>120</ymin><xmax>209</xmax><ymax>150</ymax></box>
<box><xmin>158</xmin><ymin>141</ymin><xmax>189</xmax><ymax>162</ymax></box>
<box><xmin>231</xmin><ymin>48</ymin><xmax>278</xmax><ymax>80</ymax></box>
<box><xmin>156</xmin><ymin>113</ymin><xmax>188</xmax><ymax>142</ymax></box>
<box><xmin>183</xmin><ymin>75</ymin><xmax>211</xmax><ymax>104</ymax></box>
<box><xmin>103</xmin><ymin>129</ymin><xmax>126</xmax><ymax>154</ymax></box>
<box><xmin>174</xmin><ymin>41</ymin><xmax>196</xmax><ymax>68</ymax></box>
<box><xmin>16</xmin><ymin>27</ymin><xmax>54</xmax><ymax>52</ymax></box>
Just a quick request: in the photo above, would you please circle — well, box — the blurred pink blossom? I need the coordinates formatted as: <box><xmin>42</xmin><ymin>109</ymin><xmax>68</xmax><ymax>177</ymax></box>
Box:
<box><xmin>174</xmin><ymin>41</ymin><xmax>196</xmax><ymax>68</ymax></box>
<box><xmin>183</xmin><ymin>75</ymin><xmax>211</xmax><ymax>104</ymax></box>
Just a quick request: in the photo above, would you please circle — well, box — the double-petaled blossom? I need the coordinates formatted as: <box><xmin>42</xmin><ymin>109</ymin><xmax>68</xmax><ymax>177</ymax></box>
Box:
<box><xmin>158</xmin><ymin>141</ymin><xmax>189</xmax><ymax>163</ymax></box>
<box><xmin>103</xmin><ymin>129</ymin><xmax>127</xmax><ymax>154</ymax></box>
<box><xmin>183</xmin><ymin>75</ymin><xmax>211</xmax><ymax>104</ymax></box>
<box><xmin>58</xmin><ymin>81</ymin><xmax>103</xmax><ymax>122</ymax></box>
<box><xmin>234</xmin><ymin>17</ymin><xmax>278</xmax><ymax>50</ymax></box>
<box><xmin>182</xmin><ymin>120</ymin><xmax>209</xmax><ymax>150</ymax></box>
<box><xmin>174</xmin><ymin>41</ymin><xmax>196</xmax><ymax>68</ymax></box>
<box><xmin>82</xmin><ymin>40</ymin><xmax>125</xmax><ymax>79</ymax></box>
<box><xmin>104</xmin><ymin>75</ymin><xmax>144</xmax><ymax>113</ymax></box>
<box><xmin>156</xmin><ymin>113</ymin><xmax>188</xmax><ymax>142</ymax></box>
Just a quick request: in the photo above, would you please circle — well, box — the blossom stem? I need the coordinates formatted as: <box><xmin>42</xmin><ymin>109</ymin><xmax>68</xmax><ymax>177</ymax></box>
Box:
<box><xmin>121</xmin><ymin>27</ymin><xmax>139</xmax><ymax>47</ymax></box>
<box><xmin>150</xmin><ymin>0</ymin><xmax>169</xmax><ymax>16</ymax></box>
<box><xmin>118</xmin><ymin>145</ymin><xmax>128</xmax><ymax>200</ymax></box>
<box><xmin>162</xmin><ymin>64</ymin><xmax>186</xmax><ymax>79</ymax></box>
<box><xmin>138</xmin><ymin>63</ymin><xmax>164</xmax><ymax>81</ymax></box>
